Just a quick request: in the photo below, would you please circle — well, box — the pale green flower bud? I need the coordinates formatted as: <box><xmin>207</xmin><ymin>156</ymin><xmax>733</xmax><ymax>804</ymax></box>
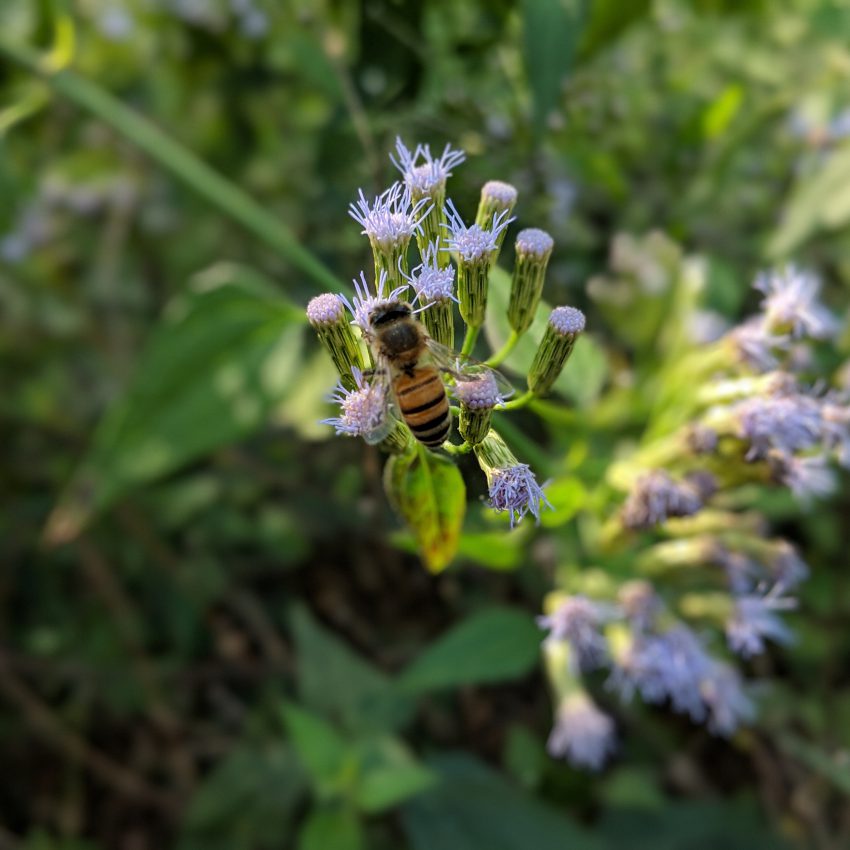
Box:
<box><xmin>527</xmin><ymin>306</ymin><xmax>585</xmax><ymax>396</ymax></box>
<box><xmin>508</xmin><ymin>228</ymin><xmax>554</xmax><ymax>334</ymax></box>
<box><xmin>307</xmin><ymin>293</ymin><xmax>364</xmax><ymax>391</ymax></box>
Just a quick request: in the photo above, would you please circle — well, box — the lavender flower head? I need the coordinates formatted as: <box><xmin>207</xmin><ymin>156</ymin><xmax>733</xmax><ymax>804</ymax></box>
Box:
<box><xmin>609</xmin><ymin>627</ymin><xmax>711</xmax><ymax>724</ymax></box>
<box><xmin>726</xmin><ymin>586</ymin><xmax>796</xmax><ymax>658</ymax></box>
<box><xmin>755</xmin><ymin>266</ymin><xmax>839</xmax><ymax>340</ymax></box>
<box><xmin>547</xmin><ymin>693</ymin><xmax>616</xmax><ymax>771</ymax></box>
<box><xmin>392</xmin><ymin>137</ymin><xmax>466</xmax><ymax>198</ymax></box>
<box><xmin>729</xmin><ymin>317</ymin><xmax>789</xmax><ymax>372</ymax></box>
<box><xmin>771</xmin><ymin>452</ymin><xmax>837</xmax><ymax>502</ymax></box>
<box><xmin>341</xmin><ymin>269</ymin><xmax>407</xmax><ymax>334</ymax></box>
<box><xmin>537</xmin><ymin>595</ymin><xmax>611</xmax><ymax>671</ymax></box>
<box><xmin>348</xmin><ymin>182</ymin><xmax>431</xmax><ymax>250</ymax></box>
<box><xmin>322</xmin><ymin>367</ymin><xmax>389</xmax><ymax>442</ymax></box>
<box><xmin>454</xmin><ymin>372</ymin><xmax>506</xmax><ymax>410</ymax></box>
<box><xmin>821</xmin><ymin>393</ymin><xmax>850</xmax><ymax>468</ymax></box>
<box><xmin>516</xmin><ymin>227</ymin><xmax>555</xmax><ymax>259</ymax></box>
<box><xmin>444</xmin><ymin>199</ymin><xmax>513</xmax><ymax>264</ymax></box>
<box><xmin>621</xmin><ymin>470</ymin><xmax>704</xmax><ymax>530</ymax></box>
<box><xmin>306</xmin><ymin>292</ymin><xmax>346</xmax><ymax>327</ymax></box>
<box><xmin>548</xmin><ymin>305</ymin><xmax>586</xmax><ymax>336</ymax></box>
<box><xmin>403</xmin><ymin>241</ymin><xmax>457</xmax><ymax>304</ymax></box>
<box><xmin>733</xmin><ymin>391</ymin><xmax>822</xmax><ymax>460</ymax></box>
<box><xmin>480</xmin><ymin>180</ymin><xmax>518</xmax><ymax>207</ymax></box>
<box><xmin>486</xmin><ymin>463</ymin><xmax>551</xmax><ymax>527</ymax></box>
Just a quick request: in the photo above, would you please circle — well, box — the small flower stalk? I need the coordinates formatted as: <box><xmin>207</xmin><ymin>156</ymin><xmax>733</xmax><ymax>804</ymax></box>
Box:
<box><xmin>508</xmin><ymin>228</ymin><xmax>555</xmax><ymax>334</ymax></box>
<box><xmin>475</xmin><ymin>180</ymin><xmax>518</xmax><ymax>265</ymax></box>
<box><xmin>528</xmin><ymin>306</ymin><xmax>586</xmax><ymax>396</ymax></box>
<box><xmin>306</xmin><ymin>292</ymin><xmax>364</xmax><ymax>390</ymax></box>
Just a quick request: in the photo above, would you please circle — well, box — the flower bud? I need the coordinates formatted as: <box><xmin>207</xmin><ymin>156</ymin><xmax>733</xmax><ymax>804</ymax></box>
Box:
<box><xmin>527</xmin><ymin>306</ymin><xmax>585</xmax><ymax>396</ymax></box>
<box><xmin>455</xmin><ymin>372</ymin><xmax>504</xmax><ymax>446</ymax></box>
<box><xmin>307</xmin><ymin>293</ymin><xmax>364</xmax><ymax>391</ymax></box>
<box><xmin>475</xmin><ymin>180</ymin><xmax>518</xmax><ymax>265</ymax></box>
<box><xmin>508</xmin><ymin>228</ymin><xmax>554</xmax><ymax>334</ymax></box>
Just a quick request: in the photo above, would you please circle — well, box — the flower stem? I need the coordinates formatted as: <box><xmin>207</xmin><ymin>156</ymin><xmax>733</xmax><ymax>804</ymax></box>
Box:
<box><xmin>0</xmin><ymin>35</ymin><xmax>345</xmax><ymax>295</ymax></box>
<box><xmin>485</xmin><ymin>330</ymin><xmax>521</xmax><ymax>368</ymax></box>
<box><xmin>442</xmin><ymin>441</ymin><xmax>473</xmax><ymax>456</ymax></box>
<box><xmin>460</xmin><ymin>324</ymin><xmax>481</xmax><ymax>357</ymax></box>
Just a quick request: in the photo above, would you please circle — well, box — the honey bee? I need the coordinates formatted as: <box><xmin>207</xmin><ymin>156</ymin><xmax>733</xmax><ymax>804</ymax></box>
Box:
<box><xmin>361</xmin><ymin>300</ymin><xmax>513</xmax><ymax>448</ymax></box>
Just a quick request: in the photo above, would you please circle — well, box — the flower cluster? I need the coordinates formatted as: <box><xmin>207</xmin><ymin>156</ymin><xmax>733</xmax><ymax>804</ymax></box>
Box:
<box><xmin>308</xmin><ymin>140</ymin><xmax>587</xmax><ymax>535</ymax></box>
<box><xmin>538</xmin><ymin>236</ymin><xmax>846</xmax><ymax>771</ymax></box>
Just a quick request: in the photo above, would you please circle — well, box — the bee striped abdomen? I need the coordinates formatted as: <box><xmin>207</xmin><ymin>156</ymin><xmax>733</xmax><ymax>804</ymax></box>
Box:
<box><xmin>396</xmin><ymin>367</ymin><xmax>451</xmax><ymax>448</ymax></box>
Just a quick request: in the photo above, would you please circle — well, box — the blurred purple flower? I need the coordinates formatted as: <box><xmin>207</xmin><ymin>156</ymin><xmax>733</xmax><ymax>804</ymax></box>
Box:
<box><xmin>547</xmin><ymin>694</ymin><xmax>616</xmax><ymax>771</ymax></box>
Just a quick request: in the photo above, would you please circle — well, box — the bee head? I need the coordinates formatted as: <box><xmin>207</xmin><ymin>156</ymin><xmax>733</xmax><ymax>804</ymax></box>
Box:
<box><xmin>368</xmin><ymin>300</ymin><xmax>412</xmax><ymax>329</ymax></box>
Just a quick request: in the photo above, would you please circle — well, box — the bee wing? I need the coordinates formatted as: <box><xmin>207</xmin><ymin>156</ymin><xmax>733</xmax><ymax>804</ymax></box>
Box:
<box><xmin>361</xmin><ymin>359</ymin><xmax>398</xmax><ymax>445</ymax></box>
<box><xmin>424</xmin><ymin>338</ymin><xmax>515</xmax><ymax>400</ymax></box>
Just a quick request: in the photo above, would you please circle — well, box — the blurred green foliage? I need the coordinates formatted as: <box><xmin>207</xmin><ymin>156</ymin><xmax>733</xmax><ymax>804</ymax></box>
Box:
<box><xmin>2</xmin><ymin>0</ymin><xmax>850</xmax><ymax>848</ymax></box>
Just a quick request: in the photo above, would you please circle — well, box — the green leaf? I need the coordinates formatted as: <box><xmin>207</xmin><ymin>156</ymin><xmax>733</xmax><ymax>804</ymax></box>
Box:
<box><xmin>47</xmin><ymin>263</ymin><xmax>304</xmax><ymax>544</ymax></box>
<box><xmin>384</xmin><ymin>447</ymin><xmax>466</xmax><ymax>573</ymax></box>
<box><xmin>485</xmin><ymin>267</ymin><xmax>608</xmax><ymax>407</ymax></box>
<box><xmin>521</xmin><ymin>0</ymin><xmax>587</xmax><ymax>138</ymax></box>
<box><xmin>281</xmin><ymin>703</ymin><xmax>351</xmax><ymax>793</ymax></box>
<box><xmin>401</xmin><ymin>754</ymin><xmax>599</xmax><ymax>850</ymax></box>
<box><xmin>353</xmin><ymin>737</ymin><xmax>437</xmax><ymax>813</ymax></box>
<box><xmin>179</xmin><ymin>744</ymin><xmax>306</xmax><ymax>850</ymax></box>
<box><xmin>291</xmin><ymin>605</ymin><xmax>414</xmax><ymax>735</ymax></box>
<box><xmin>398</xmin><ymin>608</ymin><xmax>541</xmax><ymax>694</ymax></box>
<box><xmin>539</xmin><ymin>476</ymin><xmax>586</xmax><ymax>528</ymax></box>
<box><xmin>297</xmin><ymin>806</ymin><xmax>363</xmax><ymax>850</ymax></box>
<box><xmin>456</xmin><ymin>530</ymin><xmax>526</xmax><ymax>570</ymax></box>
<box><xmin>768</xmin><ymin>146</ymin><xmax>850</xmax><ymax>257</ymax></box>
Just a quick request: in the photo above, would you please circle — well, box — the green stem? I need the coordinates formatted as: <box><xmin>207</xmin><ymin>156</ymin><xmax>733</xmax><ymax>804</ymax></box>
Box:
<box><xmin>485</xmin><ymin>329</ymin><xmax>521</xmax><ymax>368</ymax></box>
<box><xmin>499</xmin><ymin>390</ymin><xmax>534</xmax><ymax>411</ymax></box>
<box><xmin>460</xmin><ymin>324</ymin><xmax>481</xmax><ymax>357</ymax></box>
<box><xmin>0</xmin><ymin>36</ymin><xmax>345</xmax><ymax>294</ymax></box>
<box><xmin>442</xmin><ymin>441</ymin><xmax>473</xmax><ymax>456</ymax></box>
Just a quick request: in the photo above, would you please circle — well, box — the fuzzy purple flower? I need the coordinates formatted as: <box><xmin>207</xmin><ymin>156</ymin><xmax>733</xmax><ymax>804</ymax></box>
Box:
<box><xmin>771</xmin><ymin>453</ymin><xmax>837</xmax><ymax>502</ymax></box>
<box><xmin>348</xmin><ymin>182</ymin><xmax>431</xmax><ymax>251</ymax></box>
<box><xmin>485</xmin><ymin>463</ymin><xmax>551</xmax><ymax>527</ymax></box>
<box><xmin>306</xmin><ymin>292</ymin><xmax>347</xmax><ymax>327</ymax></box>
<box><xmin>453</xmin><ymin>372</ymin><xmax>506</xmax><ymax>410</ymax></box>
<box><xmin>403</xmin><ymin>241</ymin><xmax>457</xmax><ymax>305</ymax></box>
<box><xmin>546</xmin><ymin>693</ymin><xmax>616</xmax><ymax>771</ymax></box>
<box><xmin>729</xmin><ymin>317</ymin><xmax>789</xmax><ymax>372</ymax></box>
<box><xmin>537</xmin><ymin>595</ymin><xmax>612</xmax><ymax>672</ymax></box>
<box><xmin>322</xmin><ymin>367</ymin><xmax>389</xmax><ymax>443</ymax></box>
<box><xmin>726</xmin><ymin>587</ymin><xmax>796</xmax><ymax>658</ymax></box>
<box><xmin>755</xmin><ymin>266</ymin><xmax>839</xmax><ymax>340</ymax></box>
<box><xmin>391</xmin><ymin>138</ymin><xmax>466</xmax><ymax>198</ymax></box>
<box><xmin>617</xmin><ymin>580</ymin><xmax>662</xmax><ymax>631</ymax></box>
<box><xmin>733</xmin><ymin>392</ymin><xmax>822</xmax><ymax>460</ymax></box>
<box><xmin>443</xmin><ymin>199</ymin><xmax>513</xmax><ymax>263</ymax></box>
<box><xmin>621</xmin><ymin>471</ymin><xmax>704</xmax><ymax>530</ymax></box>
<box><xmin>821</xmin><ymin>393</ymin><xmax>850</xmax><ymax>468</ymax></box>
<box><xmin>609</xmin><ymin>627</ymin><xmax>711</xmax><ymax>724</ymax></box>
